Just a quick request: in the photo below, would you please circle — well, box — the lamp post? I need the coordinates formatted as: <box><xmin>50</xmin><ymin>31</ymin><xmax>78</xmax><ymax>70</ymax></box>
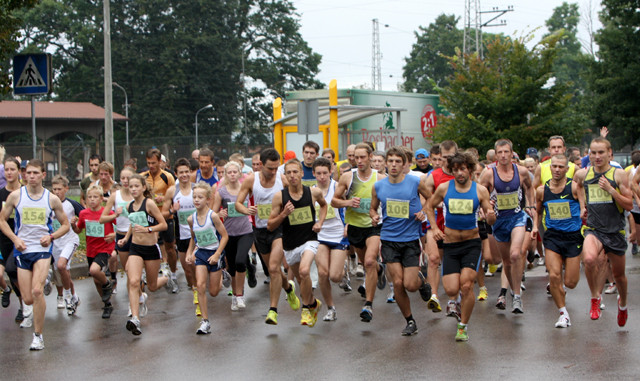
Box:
<box><xmin>195</xmin><ymin>104</ymin><xmax>213</xmax><ymax>148</ymax></box>
<box><xmin>112</xmin><ymin>82</ymin><xmax>129</xmax><ymax>146</ymax></box>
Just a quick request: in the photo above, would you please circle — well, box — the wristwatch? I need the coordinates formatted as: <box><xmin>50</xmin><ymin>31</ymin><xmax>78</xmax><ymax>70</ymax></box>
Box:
<box><xmin>148</xmin><ymin>227</ymin><xmax>153</xmax><ymax>233</ymax></box>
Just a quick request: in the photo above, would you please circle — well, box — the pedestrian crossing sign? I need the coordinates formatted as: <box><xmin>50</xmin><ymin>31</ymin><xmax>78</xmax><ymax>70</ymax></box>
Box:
<box><xmin>13</xmin><ymin>53</ymin><xmax>52</xmax><ymax>95</ymax></box>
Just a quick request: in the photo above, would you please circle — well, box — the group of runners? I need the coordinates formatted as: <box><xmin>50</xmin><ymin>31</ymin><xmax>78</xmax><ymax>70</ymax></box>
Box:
<box><xmin>0</xmin><ymin>133</ymin><xmax>634</xmax><ymax>350</ymax></box>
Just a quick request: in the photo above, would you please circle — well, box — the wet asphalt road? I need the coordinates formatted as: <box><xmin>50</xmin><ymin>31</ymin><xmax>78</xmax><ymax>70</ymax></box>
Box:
<box><xmin>2</xmin><ymin>255</ymin><xmax>640</xmax><ymax>380</ymax></box>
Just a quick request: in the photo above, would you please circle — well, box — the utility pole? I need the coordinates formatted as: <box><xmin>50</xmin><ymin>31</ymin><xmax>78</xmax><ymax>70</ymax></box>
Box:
<box><xmin>103</xmin><ymin>0</ymin><xmax>114</xmax><ymax>163</ymax></box>
<box><xmin>464</xmin><ymin>1</ymin><xmax>513</xmax><ymax>58</ymax></box>
<box><xmin>371</xmin><ymin>18</ymin><xmax>382</xmax><ymax>91</ymax></box>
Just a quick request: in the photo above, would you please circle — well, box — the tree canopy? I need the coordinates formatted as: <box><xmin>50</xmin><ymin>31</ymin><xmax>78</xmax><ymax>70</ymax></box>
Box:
<box><xmin>435</xmin><ymin>33</ymin><xmax>585</xmax><ymax>156</ymax></box>
<box><xmin>588</xmin><ymin>0</ymin><xmax>640</xmax><ymax>149</ymax></box>
<box><xmin>8</xmin><ymin>0</ymin><xmax>322</xmax><ymax>146</ymax></box>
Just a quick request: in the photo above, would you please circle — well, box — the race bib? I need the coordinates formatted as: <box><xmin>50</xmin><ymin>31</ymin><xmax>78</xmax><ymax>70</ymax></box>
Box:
<box><xmin>315</xmin><ymin>203</ymin><xmax>336</xmax><ymax>220</ymax></box>
<box><xmin>86</xmin><ymin>221</ymin><xmax>105</xmax><ymax>237</ymax></box>
<box><xmin>352</xmin><ymin>198</ymin><xmax>372</xmax><ymax>215</ymax></box>
<box><xmin>496</xmin><ymin>192</ymin><xmax>519</xmax><ymax>210</ymax></box>
<box><xmin>588</xmin><ymin>184</ymin><xmax>612</xmax><ymax>203</ymax></box>
<box><xmin>128</xmin><ymin>211</ymin><xmax>149</xmax><ymax>227</ymax></box>
<box><xmin>52</xmin><ymin>219</ymin><xmax>61</xmax><ymax>232</ymax></box>
<box><xmin>448</xmin><ymin>198</ymin><xmax>473</xmax><ymax>214</ymax></box>
<box><xmin>2</xmin><ymin>201</ymin><xmax>15</xmax><ymax>219</ymax></box>
<box><xmin>257</xmin><ymin>204</ymin><xmax>272</xmax><ymax>220</ymax></box>
<box><xmin>117</xmin><ymin>202</ymin><xmax>129</xmax><ymax>217</ymax></box>
<box><xmin>22</xmin><ymin>207</ymin><xmax>47</xmax><ymax>225</ymax></box>
<box><xmin>302</xmin><ymin>179</ymin><xmax>317</xmax><ymax>187</ymax></box>
<box><xmin>227</xmin><ymin>202</ymin><xmax>247</xmax><ymax>218</ymax></box>
<box><xmin>178</xmin><ymin>209</ymin><xmax>194</xmax><ymax>225</ymax></box>
<box><xmin>548</xmin><ymin>201</ymin><xmax>571</xmax><ymax>220</ymax></box>
<box><xmin>288</xmin><ymin>206</ymin><xmax>314</xmax><ymax>225</ymax></box>
<box><xmin>387</xmin><ymin>199</ymin><xmax>410</xmax><ymax>219</ymax></box>
<box><xmin>195</xmin><ymin>228</ymin><xmax>218</xmax><ymax>246</ymax></box>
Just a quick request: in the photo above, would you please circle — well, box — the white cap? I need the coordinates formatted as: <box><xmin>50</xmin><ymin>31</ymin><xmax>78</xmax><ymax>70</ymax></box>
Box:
<box><xmin>161</xmin><ymin>154</ymin><xmax>167</xmax><ymax>162</ymax></box>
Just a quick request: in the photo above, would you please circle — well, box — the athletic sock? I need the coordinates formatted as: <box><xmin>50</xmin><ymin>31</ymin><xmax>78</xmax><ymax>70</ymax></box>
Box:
<box><xmin>559</xmin><ymin>306</ymin><xmax>568</xmax><ymax>315</ymax></box>
<box><xmin>63</xmin><ymin>288</ymin><xmax>72</xmax><ymax>299</ymax></box>
<box><xmin>309</xmin><ymin>299</ymin><xmax>318</xmax><ymax>309</ymax></box>
<box><xmin>171</xmin><ymin>272</ymin><xmax>177</xmax><ymax>280</ymax></box>
<box><xmin>364</xmin><ymin>301</ymin><xmax>372</xmax><ymax>307</ymax></box>
<box><xmin>269</xmin><ymin>307</ymin><xmax>278</xmax><ymax>313</ymax></box>
<box><xmin>405</xmin><ymin>315</ymin><xmax>414</xmax><ymax>324</ymax></box>
<box><xmin>499</xmin><ymin>288</ymin><xmax>507</xmax><ymax>297</ymax></box>
<box><xmin>111</xmin><ymin>272</ymin><xmax>117</xmax><ymax>280</ymax></box>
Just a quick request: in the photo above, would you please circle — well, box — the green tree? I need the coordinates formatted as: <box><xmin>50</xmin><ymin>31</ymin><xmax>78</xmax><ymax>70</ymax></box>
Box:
<box><xmin>402</xmin><ymin>14</ymin><xmax>463</xmax><ymax>94</ymax></box>
<box><xmin>12</xmin><ymin>0</ymin><xmax>321</xmax><ymax>147</ymax></box>
<box><xmin>0</xmin><ymin>0</ymin><xmax>39</xmax><ymax>96</ymax></box>
<box><xmin>588</xmin><ymin>0</ymin><xmax>640</xmax><ymax>149</ymax></box>
<box><xmin>436</xmin><ymin>33</ymin><xmax>585</xmax><ymax>155</ymax></box>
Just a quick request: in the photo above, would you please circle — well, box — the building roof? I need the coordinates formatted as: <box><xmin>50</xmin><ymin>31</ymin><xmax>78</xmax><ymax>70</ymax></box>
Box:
<box><xmin>0</xmin><ymin>101</ymin><xmax>127</xmax><ymax>121</ymax></box>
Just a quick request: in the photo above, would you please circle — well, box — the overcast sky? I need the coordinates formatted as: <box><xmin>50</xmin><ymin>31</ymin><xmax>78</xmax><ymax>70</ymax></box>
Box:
<box><xmin>292</xmin><ymin>0</ymin><xmax>601</xmax><ymax>91</ymax></box>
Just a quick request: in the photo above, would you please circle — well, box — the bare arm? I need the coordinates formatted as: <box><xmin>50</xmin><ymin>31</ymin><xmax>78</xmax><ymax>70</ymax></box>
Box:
<box><xmin>208</xmin><ymin>212</ymin><xmax>229</xmax><ymax>264</ymax></box>
<box><xmin>266</xmin><ymin>191</ymin><xmax>286</xmax><ymax>232</ymax></box>
<box><xmin>235</xmin><ymin>174</ymin><xmax>256</xmax><ymax>216</ymax></box>
<box><xmin>533</xmin><ymin>165</ymin><xmax>542</xmax><ymax>190</ymax></box>
<box><xmin>161</xmin><ymin>186</ymin><xmax>176</xmax><ymax>220</ymax></box>
<box><xmin>45</xmin><ymin>195</ymin><xmax>70</xmax><ymax>247</ymax></box>
<box><xmin>144</xmin><ymin>201</ymin><xmax>167</xmax><ymax>233</ymax></box>
<box><xmin>311</xmin><ymin>187</ymin><xmax>327</xmax><ymax>232</ymax></box>
<box><xmin>369</xmin><ymin>185</ymin><xmax>380</xmax><ymax>226</ymax></box>
<box><xmin>573</xmin><ymin>168</ymin><xmax>587</xmax><ymax>219</ymax></box>
<box><xmin>331</xmin><ymin>171</ymin><xmax>355</xmax><ymax>209</ymax></box>
<box><xmin>610</xmin><ymin>169</ymin><xmax>633</xmax><ymax>211</ymax></box>
<box><xmin>478</xmin><ymin>184</ymin><xmax>496</xmax><ymax>226</ymax></box>
<box><xmin>99</xmin><ymin>192</ymin><xmax>119</xmax><ymax>224</ymax></box>
<box><xmin>185</xmin><ymin>216</ymin><xmax>196</xmax><ymax>264</ymax></box>
<box><xmin>425</xmin><ymin>183</ymin><xmax>447</xmax><ymax>241</ymax></box>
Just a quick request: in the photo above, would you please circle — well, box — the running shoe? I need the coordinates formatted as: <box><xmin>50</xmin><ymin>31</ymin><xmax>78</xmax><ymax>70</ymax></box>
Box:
<box><xmin>247</xmin><ymin>262</ymin><xmax>257</xmax><ymax>288</ymax></box>
<box><xmin>2</xmin><ymin>286</ymin><xmax>11</xmax><ymax>308</ymax></box>
<box><xmin>101</xmin><ymin>280</ymin><xmax>114</xmax><ymax>303</ymax></box>
<box><xmin>590</xmin><ymin>297</ymin><xmax>601</xmax><ymax>320</ymax></box>
<box><xmin>618</xmin><ymin>296</ymin><xmax>628</xmax><ymax>327</ymax></box>
<box><xmin>401</xmin><ymin>320</ymin><xmax>418</xmax><ymax>336</ymax></box>
<box><xmin>555</xmin><ymin>313</ymin><xmax>571</xmax><ymax>328</ymax></box>
<box><xmin>387</xmin><ymin>291</ymin><xmax>396</xmax><ymax>303</ymax></box>
<box><xmin>339</xmin><ymin>263</ymin><xmax>352</xmax><ymax>292</ymax></box>
<box><xmin>427</xmin><ymin>295</ymin><xmax>442</xmax><ymax>312</ymax></box>
<box><xmin>126</xmin><ymin>317</ymin><xmax>142</xmax><ymax>335</ymax></box>
<box><xmin>477</xmin><ymin>287</ymin><xmax>488</xmax><ymax>301</ymax></box>
<box><xmin>496</xmin><ymin>295</ymin><xmax>506</xmax><ymax>310</ymax></box>
<box><xmin>446</xmin><ymin>300</ymin><xmax>461</xmax><ymax>321</ymax></box>
<box><xmin>102</xmin><ymin>303</ymin><xmax>113</xmax><ymax>319</ymax></box>
<box><xmin>537</xmin><ymin>257</ymin><xmax>545</xmax><ymax>266</ymax></box>
<box><xmin>376</xmin><ymin>262</ymin><xmax>386</xmax><ymax>290</ymax></box>
<box><xmin>20</xmin><ymin>304</ymin><xmax>33</xmax><ymax>328</ymax></box>
<box><xmin>111</xmin><ymin>278</ymin><xmax>118</xmax><ymax>294</ymax></box>
<box><xmin>308</xmin><ymin>299</ymin><xmax>322</xmax><ymax>327</ymax></box>
<box><xmin>355</xmin><ymin>264</ymin><xmax>364</xmax><ymax>278</ymax></box>
<box><xmin>360</xmin><ymin>305</ymin><xmax>373</xmax><ymax>322</ymax></box>
<box><xmin>15</xmin><ymin>308</ymin><xmax>23</xmax><ymax>322</ymax></box>
<box><xmin>455</xmin><ymin>324</ymin><xmax>469</xmax><ymax>342</ymax></box>
<box><xmin>29</xmin><ymin>333</ymin><xmax>44</xmax><ymax>351</ymax></box>
<box><xmin>193</xmin><ymin>289</ymin><xmax>199</xmax><ymax>305</ymax></box>
<box><xmin>197</xmin><ymin>319</ymin><xmax>211</xmax><ymax>335</ymax></box>
<box><xmin>300</xmin><ymin>308</ymin><xmax>312</xmax><ymax>326</ymax></box>
<box><xmin>285</xmin><ymin>280</ymin><xmax>300</xmax><ymax>311</ymax></box>
<box><xmin>67</xmin><ymin>295</ymin><xmax>80</xmax><ymax>316</ymax></box>
<box><xmin>633</xmin><ymin>244</ymin><xmax>639</xmax><ymax>256</ymax></box>
<box><xmin>165</xmin><ymin>276</ymin><xmax>177</xmax><ymax>294</ymax></box>
<box><xmin>520</xmin><ymin>283</ymin><xmax>526</xmax><ymax>291</ymax></box>
<box><xmin>237</xmin><ymin>296</ymin><xmax>246</xmax><ymax>309</ymax></box>
<box><xmin>357</xmin><ymin>284</ymin><xmax>366</xmax><ymax>298</ymax></box>
<box><xmin>231</xmin><ymin>295</ymin><xmax>239</xmax><ymax>311</ymax></box>
<box><xmin>546</xmin><ymin>283</ymin><xmax>551</xmax><ymax>296</ymax></box>
<box><xmin>323</xmin><ymin>307</ymin><xmax>337</xmax><ymax>321</ymax></box>
<box><xmin>265</xmin><ymin>310</ymin><xmax>278</xmax><ymax>325</ymax></box>
<box><xmin>605</xmin><ymin>283</ymin><xmax>617</xmax><ymax>294</ymax></box>
<box><xmin>171</xmin><ymin>278</ymin><xmax>179</xmax><ymax>294</ymax></box>
<box><xmin>44</xmin><ymin>269</ymin><xmax>53</xmax><ymax>296</ymax></box>
<box><xmin>418</xmin><ymin>272</ymin><xmax>432</xmax><ymax>302</ymax></box>
<box><xmin>195</xmin><ymin>304</ymin><xmax>202</xmax><ymax>317</ymax></box>
<box><xmin>57</xmin><ymin>296</ymin><xmax>65</xmax><ymax>309</ymax></box>
<box><xmin>140</xmin><ymin>293</ymin><xmax>148</xmax><ymax>317</ymax></box>
<box><xmin>222</xmin><ymin>270</ymin><xmax>231</xmax><ymax>288</ymax></box>
<box><xmin>512</xmin><ymin>297</ymin><xmax>524</xmax><ymax>314</ymax></box>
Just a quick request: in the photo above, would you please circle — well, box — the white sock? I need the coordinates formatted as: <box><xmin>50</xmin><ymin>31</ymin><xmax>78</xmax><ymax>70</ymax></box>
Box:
<box><xmin>171</xmin><ymin>272</ymin><xmax>177</xmax><ymax>280</ymax></box>
<box><xmin>63</xmin><ymin>288</ymin><xmax>72</xmax><ymax>299</ymax></box>
<box><xmin>559</xmin><ymin>306</ymin><xmax>568</xmax><ymax>315</ymax></box>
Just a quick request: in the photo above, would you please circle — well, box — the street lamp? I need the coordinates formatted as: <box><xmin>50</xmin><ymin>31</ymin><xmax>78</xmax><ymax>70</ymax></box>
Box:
<box><xmin>195</xmin><ymin>104</ymin><xmax>213</xmax><ymax>148</ymax></box>
<box><xmin>112</xmin><ymin>82</ymin><xmax>129</xmax><ymax>146</ymax></box>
